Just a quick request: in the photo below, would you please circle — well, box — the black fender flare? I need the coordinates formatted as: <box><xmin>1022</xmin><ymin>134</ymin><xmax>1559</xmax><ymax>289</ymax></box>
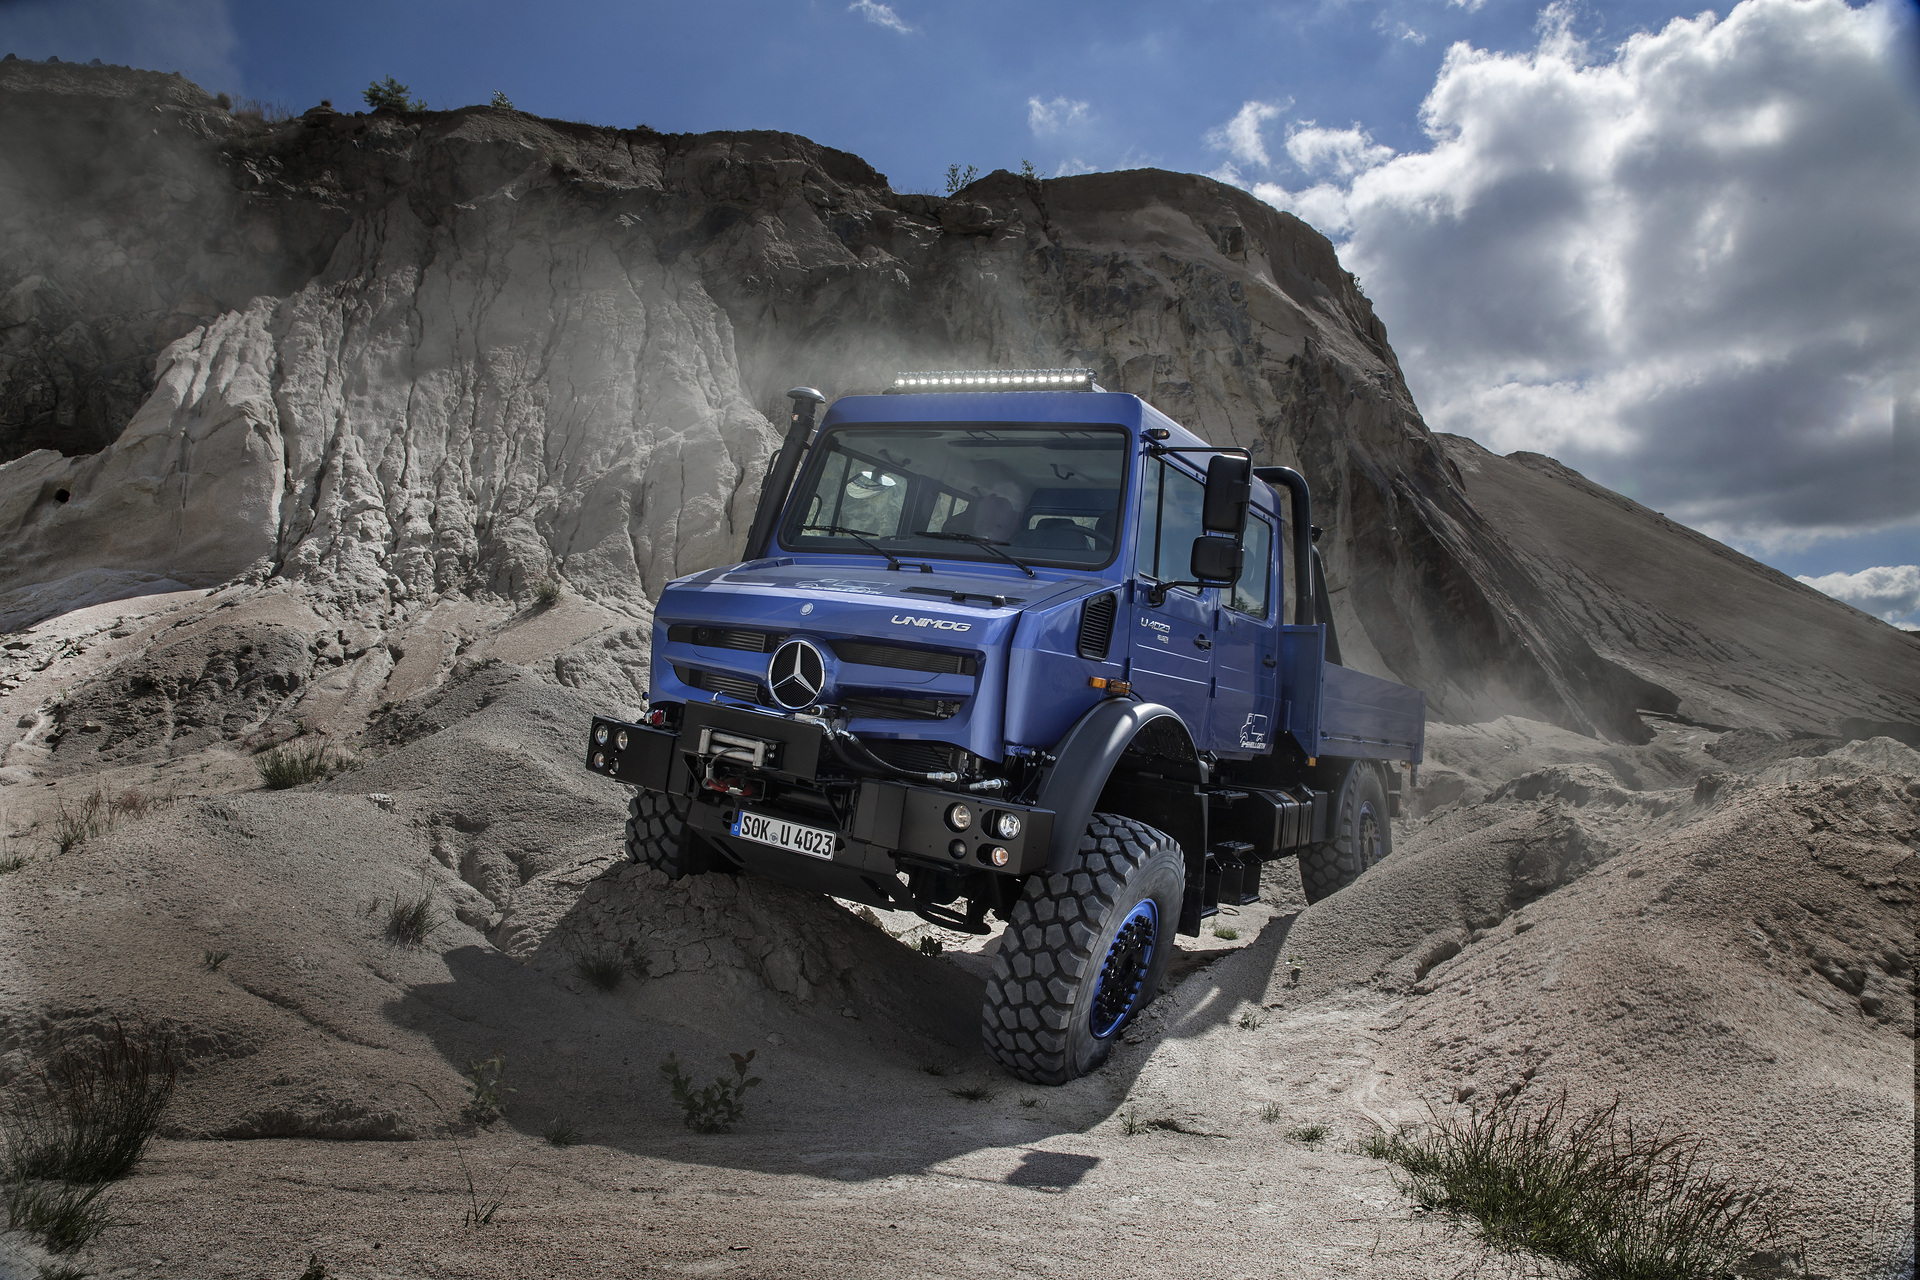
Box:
<box><xmin>1034</xmin><ymin>700</ymin><xmax>1206</xmax><ymax>873</ymax></box>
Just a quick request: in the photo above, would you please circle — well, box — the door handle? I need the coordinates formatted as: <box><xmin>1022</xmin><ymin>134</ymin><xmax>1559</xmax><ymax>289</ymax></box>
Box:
<box><xmin>1193</xmin><ymin>635</ymin><xmax>1212</xmax><ymax>650</ymax></box>
<box><xmin>1262</xmin><ymin>654</ymin><xmax>1276</xmax><ymax>668</ymax></box>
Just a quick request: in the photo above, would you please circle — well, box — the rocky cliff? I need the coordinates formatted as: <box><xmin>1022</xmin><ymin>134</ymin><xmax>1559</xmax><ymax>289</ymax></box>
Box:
<box><xmin>2</xmin><ymin>59</ymin><xmax>1910</xmax><ymax>741</ymax></box>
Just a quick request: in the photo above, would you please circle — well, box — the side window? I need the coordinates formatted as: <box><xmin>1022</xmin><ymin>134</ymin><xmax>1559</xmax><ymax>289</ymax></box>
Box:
<box><xmin>1230</xmin><ymin>514</ymin><xmax>1272</xmax><ymax>618</ymax></box>
<box><xmin>1135</xmin><ymin>462</ymin><xmax>1161</xmax><ymax>577</ymax></box>
<box><xmin>1135</xmin><ymin>461</ymin><xmax>1206</xmax><ymax>584</ymax></box>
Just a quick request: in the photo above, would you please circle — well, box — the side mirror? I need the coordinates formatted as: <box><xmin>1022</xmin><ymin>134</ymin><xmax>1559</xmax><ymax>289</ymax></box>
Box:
<box><xmin>1202</xmin><ymin>455</ymin><xmax>1251</xmax><ymax>535</ymax></box>
<box><xmin>1190</xmin><ymin>535</ymin><xmax>1243</xmax><ymax>585</ymax></box>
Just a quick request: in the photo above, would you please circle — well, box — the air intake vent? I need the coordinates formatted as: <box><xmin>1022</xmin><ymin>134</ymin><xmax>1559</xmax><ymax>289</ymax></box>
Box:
<box><xmin>1076</xmin><ymin>593</ymin><xmax>1117</xmax><ymax>661</ymax></box>
<box><xmin>865</xmin><ymin>739</ymin><xmax>964</xmax><ymax>774</ymax></box>
<box><xmin>667</xmin><ymin>626</ymin><xmax>785</xmax><ymax>652</ymax></box>
<box><xmin>841</xmin><ymin>694</ymin><xmax>961</xmax><ymax>720</ymax></box>
<box><xmin>673</xmin><ymin>665</ymin><xmax>764</xmax><ymax>703</ymax></box>
<box><xmin>831</xmin><ymin>640</ymin><xmax>977</xmax><ymax>676</ymax></box>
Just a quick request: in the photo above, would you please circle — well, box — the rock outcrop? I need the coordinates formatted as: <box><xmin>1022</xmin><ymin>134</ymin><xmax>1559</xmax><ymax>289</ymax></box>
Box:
<box><xmin>2</xmin><ymin>59</ymin><xmax>1910</xmax><ymax>740</ymax></box>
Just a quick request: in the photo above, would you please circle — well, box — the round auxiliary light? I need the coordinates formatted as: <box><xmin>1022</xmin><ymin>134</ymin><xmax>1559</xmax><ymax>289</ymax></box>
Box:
<box><xmin>944</xmin><ymin>802</ymin><xmax>973</xmax><ymax>832</ymax></box>
<box><xmin>595</xmin><ymin>725</ymin><xmax>608</xmax><ymax>744</ymax></box>
<box><xmin>948</xmin><ymin>839</ymin><xmax>968</xmax><ymax>860</ymax></box>
<box><xmin>985</xmin><ymin>845</ymin><xmax>1011</xmax><ymax>867</ymax></box>
<box><xmin>647</xmin><ymin>708</ymin><xmax>665</xmax><ymax>726</ymax></box>
<box><xmin>990</xmin><ymin>811</ymin><xmax>1023</xmax><ymax>839</ymax></box>
<box><xmin>895</xmin><ymin>378</ymin><xmax>905</xmax><ymax>386</ymax></box>
<box><xmin>616</xmin><ymin>729</ymin><xmax>629</xmax><ymax>750</ymax></box>
<box><xmin>592</xmin><ymin>752</ymin><xmax>605</xmax><ymax>768</ymax></box>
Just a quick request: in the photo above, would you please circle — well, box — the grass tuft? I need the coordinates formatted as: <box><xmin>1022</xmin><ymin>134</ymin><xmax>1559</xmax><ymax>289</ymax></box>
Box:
<box><xmin>1260</xmin><ymin>1102</ymin><xmax>1285</xmax><ymax>1124</ymax></box>
<box><xmin>257</xmin><ymin>740</ymin><xmax>353</xmax><ymax>789</ymax></box>
<box><xmin>948</xmin><ymin>1085</ymin><xmax>995</xmax><ymax>1102</ymax></box>
<box><xmin>1237</xmin><ymin>1010</ymin><xmax>1263</xmax><ymax>1031</ymax></box>
<box><xmin>531</xmin><ymin>578</ymin><xmax>563</xmax><ymax>608</ymax></box>
<box><xmin>542</xmin><ymin>1120</ymin><xmax>580</xmax><ymax>1148</ymax></box>
<box><xmin>52</xmin><ymin>789</ymin><xmax>105</xmax><ymax>854</ymax></box>
<box><xmin>574</xmin><ymin>947</ymin><xmax>625</xmax><ymax>992</ymax></box>
<box><xmin>1</xmin><ymin>1018</ymin><xmax>179</xmax><ymax>1186</ymax></box>
<box><xmin>202</xmin><ymin>948</ymin><xmax>231</xmax><ymax>972</ymax></box>
<box><xmin>1019</xmin><ymin>1096</ymin><xmax>1040</xmax><ymax>1109</ymax></box>
<box><xmin>1364</xmin><ymin>1091</ymin><xmax>1785</xmax><ymax>1280</ymax></box>
<box><xmin>915</xmin><ymin>935</ymin><xmax>944</xmax><ymax>956</ymax></box>
<box><xmin>2</xmin><ymin>1179</ymin><xmax>112</xmax><ymax>1253</ymax></box>
<box><xmin>1120</xmin><ymin>1109</ymin><xmax>1145</xmax><ymax>1136</ymax></box>
<box><xmin>385</xmin><ymin>891</ymin><xmax>438</xmax><ymax>947</ymax></box>
<box><xmin>1287</xmin><ymin>1122</ymin><xmax>1329</xmax><ymax>1147</ymax></box>
<box><xmin>0</xmin><ymin>853</ymin><xmax>27</xmax><ymax>874</ymax></box>
<box><xmin>299</xmin><ymin>1254</ymin><xmax>329</xmax><ymax>1280</ymax></box>
<box><xmin>1214</xmin><ymin>926</ymin><xmax>1240</xmax><ymax>941</ymax></box>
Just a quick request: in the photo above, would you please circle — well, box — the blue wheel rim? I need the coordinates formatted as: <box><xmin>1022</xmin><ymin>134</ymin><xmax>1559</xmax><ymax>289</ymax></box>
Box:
<box><xmin>1089</xmin><ymin>899</ymin><xmax>1159</xmax><ymax>1040</ymax></box>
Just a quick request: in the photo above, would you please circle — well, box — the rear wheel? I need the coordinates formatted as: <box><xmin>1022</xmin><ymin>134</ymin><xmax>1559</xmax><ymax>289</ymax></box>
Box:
<box><xmin>1299</xmin><ymin>762</ymin><xmax>1389</xmax><ymax>904</ymax></box>
<box><xmin>982</xmin><ymin>814</ymin><xmax>1185</xmax><ymax>1085</ymax></box>
<box><xmin>624</xmin><ymin>790</ymin><xmax>709</xmax><ymax>879</ymax></box>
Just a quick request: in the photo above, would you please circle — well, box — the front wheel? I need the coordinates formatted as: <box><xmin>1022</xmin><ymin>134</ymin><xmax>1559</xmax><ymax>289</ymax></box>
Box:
<box><xmin>1299</xmin><ymin>762</ymin><xmax>1390</xmax><ymax>904</ymax></box>
<box><xmin>982</xmin><ymin>814</ymin><xmax>1185</xmax><ymax>1085</ymax></box>
<box><xmin>624</xmin><ymin>790</ymin><xmax>711</xmax><ymax>879</ymax></box>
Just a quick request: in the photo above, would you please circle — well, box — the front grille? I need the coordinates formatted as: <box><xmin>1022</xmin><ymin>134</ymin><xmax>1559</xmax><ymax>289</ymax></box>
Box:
<box><xmin>1077</xmin><ymin>592</ymin><xmax>1117</xmax><ymax>660</ymax></box>
<box><xmin>830</xmin><ymin>640</ymin><xmax>977</xmax><ymax>676</ymax></box>
<box><xmin>667</xmin><ymin>625</ymin><xmax>786</xmax><ymax>653</ymax></box>
<box><xmin>674</xmin><ymin>665</ymin><xmax>764</xmax><ymax>703</ymax></box>
<box><xmin>865</xmin><ymin>739</ymin><xmax>964</xmax><ymax>774</ymax></box>
<box><xmin>842</xmin><ymin>693</ymin><xmax>961</xmax><ymax>720</ymax></box>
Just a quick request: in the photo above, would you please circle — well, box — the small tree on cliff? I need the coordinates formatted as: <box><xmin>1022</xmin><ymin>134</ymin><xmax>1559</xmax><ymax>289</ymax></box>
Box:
<box><xmin>364</xmin><ymin>76</ymin><xmax>426</xmax><ymax>113</ymax></box>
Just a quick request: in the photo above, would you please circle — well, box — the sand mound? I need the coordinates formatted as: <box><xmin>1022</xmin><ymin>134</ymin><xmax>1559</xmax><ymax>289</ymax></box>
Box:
<box><xmin>1260</xmin><ymin>731</ymin><xmax>1916</xmax><ymax>1275</ymax></box>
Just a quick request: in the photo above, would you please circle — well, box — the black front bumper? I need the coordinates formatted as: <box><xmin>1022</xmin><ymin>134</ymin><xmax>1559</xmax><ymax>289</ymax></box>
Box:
<box><xmin>585</xmin><ymin>706</ymin><xmax>1054</xmax><ymax>878</ymax></box>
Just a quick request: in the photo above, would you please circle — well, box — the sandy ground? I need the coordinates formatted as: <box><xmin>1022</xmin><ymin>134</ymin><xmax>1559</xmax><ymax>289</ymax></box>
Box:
<box><xmin>1</xmin><ymin>587</ymin><xmax>1914</xmax><ymax>1280</ymax></box>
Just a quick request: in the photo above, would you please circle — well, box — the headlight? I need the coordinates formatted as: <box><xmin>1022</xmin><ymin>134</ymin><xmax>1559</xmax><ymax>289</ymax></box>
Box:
<box><xmin>616</xmin><ymin>729</ymin><xmax>629</xmax><ymax>750</ymax></box>
<box><xmin>595</xmin><ymin>725</ymin><xmax>608</xmax><ymax>744</ymax></box>
<box><xmin>989</xmin><ymin>811</ymin><xmax>1022</xmax><ymax>839</ymax></box>
<box><xmin>983</xmin><ymin>845</ymin><xmax>1011</xmax><ymax>867</ymax></box>
<box><xmin>593</xmin><ymin>752</ymin><xmax>605</xmax><ymax>768</ymax></box>
<box><xmin>944</xmin><ymin>803</ymin><xmax>973</xmax><ymax>832</ymax></box>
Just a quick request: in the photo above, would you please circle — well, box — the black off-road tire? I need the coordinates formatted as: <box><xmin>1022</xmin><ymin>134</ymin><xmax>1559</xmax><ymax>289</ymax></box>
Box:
<box><xmin>625</xmin><ymin>790</ymin><xmax>707</xmax><ymax>879</ymax></box>
<box><xmin>982</xmin><ymin>814</ymin><xmax>1186</xmax><ymax>1085</ymax></box>
<box><xmin>1299</xmin><ymin>762</ymin><xmax>1390</xmax><ymax>904</ymax></box>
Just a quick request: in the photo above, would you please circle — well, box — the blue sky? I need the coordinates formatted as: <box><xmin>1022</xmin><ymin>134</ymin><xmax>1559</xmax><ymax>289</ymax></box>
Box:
<box><xmin>4</xmin><ymin>0</ymin><xmax>1918</xmax><ymax>624</ymax></box>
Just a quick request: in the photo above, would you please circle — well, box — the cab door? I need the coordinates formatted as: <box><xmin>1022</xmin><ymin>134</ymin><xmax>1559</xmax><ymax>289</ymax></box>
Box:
<box><xmin>1126</xmin><ymin>459</ymin><xmax>1215</xmax><ymax>740</ymax></box>
<box><xmin>1209</xmin><ymin>511</ymin><xmax>1277</xmax><ymax>756</ymax></box>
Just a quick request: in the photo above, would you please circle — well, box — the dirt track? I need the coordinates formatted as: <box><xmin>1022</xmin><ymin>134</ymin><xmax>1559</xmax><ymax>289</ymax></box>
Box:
<box><xmin>1</xmin><ymin>588</ymin><xmax>1914</xmax><ymax>1280</ymax></box>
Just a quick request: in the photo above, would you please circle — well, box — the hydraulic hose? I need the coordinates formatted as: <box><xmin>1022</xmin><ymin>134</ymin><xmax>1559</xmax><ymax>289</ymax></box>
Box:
<box><xmin>824</xmin><ymin>724</ymin><xmax>960</xmax><ymax>784</ymax></box>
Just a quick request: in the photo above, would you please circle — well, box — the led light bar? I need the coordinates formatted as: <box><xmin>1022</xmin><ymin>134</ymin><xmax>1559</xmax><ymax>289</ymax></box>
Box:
<box><xmin>888</xmin><ymin>368</ymin><xmax>1101</xmax><ymax>392</ymax></box>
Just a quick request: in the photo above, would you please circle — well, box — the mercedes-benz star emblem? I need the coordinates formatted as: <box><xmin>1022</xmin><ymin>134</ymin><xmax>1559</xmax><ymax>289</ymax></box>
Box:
<box><xmin>767</xmin><ymin>639</ymin><xmax>827</xmax><ymax>710</ymax></box>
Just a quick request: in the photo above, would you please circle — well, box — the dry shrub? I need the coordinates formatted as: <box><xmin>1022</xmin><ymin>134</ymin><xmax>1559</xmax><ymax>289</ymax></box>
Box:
<box><xmin>1365</xmin><ymin>1091</ymin><xmax>1785</xmax><ymax>1280</ymax></box>
<box><xmin>1</xmin><ymin>1018</ymin><xmax>180</xmax><ymax>1185</ymax></box>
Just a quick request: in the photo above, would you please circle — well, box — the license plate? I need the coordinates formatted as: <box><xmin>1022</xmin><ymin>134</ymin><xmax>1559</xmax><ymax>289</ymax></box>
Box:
<box><xmin>730</xmin><ymin>810</ymin><xmax>838</xmax><ymax>861</ymax></box>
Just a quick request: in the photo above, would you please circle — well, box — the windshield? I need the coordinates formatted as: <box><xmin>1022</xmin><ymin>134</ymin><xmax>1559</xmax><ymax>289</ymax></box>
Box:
<box><xmin>777</xmin><ymin>425</ymin><xmax>1129</xmax><ymax>570</ymax></box>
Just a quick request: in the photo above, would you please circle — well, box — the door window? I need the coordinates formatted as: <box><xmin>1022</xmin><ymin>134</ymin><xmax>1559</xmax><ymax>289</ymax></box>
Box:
<box><xmin>1134</xmin><ymin>461</ymin><xmax>1207</xmax><ymax>587</ymax></box>
<box><xmin>1229</xmin><ymin>514</ymin><xmax>1272</xmax><ymax>618</ymax></box>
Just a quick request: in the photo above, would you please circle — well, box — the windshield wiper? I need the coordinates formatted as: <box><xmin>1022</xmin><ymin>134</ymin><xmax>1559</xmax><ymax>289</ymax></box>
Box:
<box><xmin>798</xmin><ymin>523</ymin><xmax>906</xmax><ymax>571</ymax></box>
<box><xmin>911</xmin><ymin>529</ymin><xmax>1037</xmax><ymax>577</ymax></box>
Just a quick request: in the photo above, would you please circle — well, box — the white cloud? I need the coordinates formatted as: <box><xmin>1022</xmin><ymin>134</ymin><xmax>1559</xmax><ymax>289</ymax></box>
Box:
<box><xmin>1284</xmin><ymin>123</ymin><xmax>1395</xmax><ymax>178</ymax></box>
<box><xmin>0</xmin><ymin>0</ymin><xmax>241</xmax><ymax>93</ymax></box>
<box><xmin>1204</xmin><ymin>100</ymin><xmax>1287</xmax><ymax>168</ymax></box>
<box><xmin>1797</xmin><ymin>565</ymin><xmax>1920</xmax><ymax>627</ymax></box>
<box><xmin>1027</xmin><ymin>96</ymin><xmax>1091</xmax><ymax>137</ymax></box>
<box><xmin>1222</xmin><ymin>0</ymin><xmax>1920</xmax><ymax>552</ymax></box>
<box><xmin>848</xmin><ymin>0</ymin><xmax>911</xmax><ymax>35</ymax></box>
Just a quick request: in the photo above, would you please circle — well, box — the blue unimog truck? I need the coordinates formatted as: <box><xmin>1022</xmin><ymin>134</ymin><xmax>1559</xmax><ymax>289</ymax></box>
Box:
<box><xmin>585</xmin><ymin>371</ymin><xmax>1425</xmax><ymax>1084</ymax></box>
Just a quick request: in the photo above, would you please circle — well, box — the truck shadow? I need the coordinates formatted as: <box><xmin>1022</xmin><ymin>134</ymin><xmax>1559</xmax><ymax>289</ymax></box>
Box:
<box><xmin>387</xmin><ymin>897</ymin><xmax>1294</xmax><ymax>1186</ymax></box>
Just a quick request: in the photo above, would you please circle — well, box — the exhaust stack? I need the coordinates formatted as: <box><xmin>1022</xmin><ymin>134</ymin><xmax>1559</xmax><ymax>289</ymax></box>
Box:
<box><xmin>744</xmin><ymin>386</ymin><xmax>827</xmax><ymax>561</ymax></box>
